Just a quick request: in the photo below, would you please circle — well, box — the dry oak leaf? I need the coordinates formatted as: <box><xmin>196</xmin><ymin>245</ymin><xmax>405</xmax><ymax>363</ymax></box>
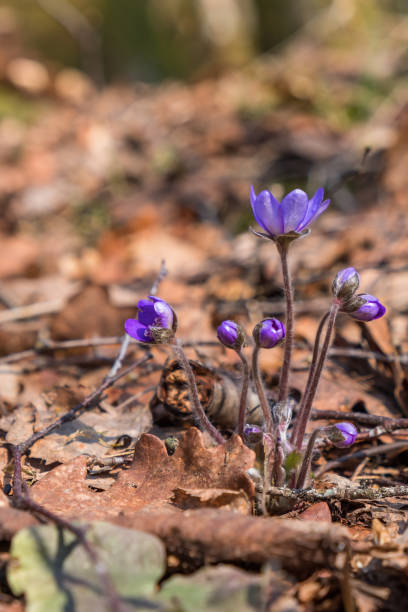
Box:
<box><xmin>30</xmin><ymin>428</ymin><xmax>255</xmax><ymax>520</ymax></box>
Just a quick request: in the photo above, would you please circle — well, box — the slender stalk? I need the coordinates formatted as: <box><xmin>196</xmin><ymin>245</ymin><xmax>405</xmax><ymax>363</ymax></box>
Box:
<box><xmin>272</xmin><ymin>437</ymin><xmax>285</xmax><ymax>486</ymax></box>
<box><xmin>290</xmin><ymin>311</ymin><xmax>329</xmax><ymax>444</ymax></box>
<box><xmin>294</xmin><ymin>301</ymin><xmax>340</xmax><ymax>451</ymax></box>
<box><xmin>296</xmin><ymin>428</ymin><xmax>321</xmax><ymax>489</ymax></box>
<box><xmin>235</xmin><ymin>349</ymin><xmax>250</xmax><ymax>439</ymax></box>
<box><xmin>172</xmin><ymin>339</ymin><xmax>225</xmax><ymax>444</ymax></box>
<box><xmin>252</xmin><ymin>345</ymin><xmax>273</xmax><ymax>434</ymax></box>
<box><xmin>262</xmin><ymin>434</ymin><xmax>274</xmax><ymax>514</ymax></box>
<box><xmin>277</xmin><ymin>243</ymin><xmax>294</xmax><ymax>403</ymax></box>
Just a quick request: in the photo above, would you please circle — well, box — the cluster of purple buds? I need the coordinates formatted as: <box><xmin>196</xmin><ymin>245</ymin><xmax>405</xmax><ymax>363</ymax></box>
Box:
<box><xmin>332</xmin><ymin>266</ymin><xmax>386</xmax><ymax>321</ymax></box>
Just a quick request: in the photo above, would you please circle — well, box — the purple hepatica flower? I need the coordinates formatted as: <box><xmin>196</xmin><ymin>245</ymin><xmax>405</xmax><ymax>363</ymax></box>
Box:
<box><xmin>332</xmin><ymin>267</ymin><xmax>360</xmax><ymax>299</ymax></box>
<box><xmin>349</xmin><ymin>294</ymin><xmax>386</xmax><ymax>322</ymax></box>
<box><xmin>217</xmin><ymin>320</ymin><xmax>244</xmax><ymax>350</ymax></box>
<box><xmin>253</xmin><ymin>318</ymin><xmax>286</xmax><ymax>349</ymax></box>
<box><xmin>125</xmin><ymin>296</ymin><xmax>175</xmax><ymax>343</ymax></box>
<box><xmin>327</xmin><ymin>422</ymin><xmax>358</xmax><ymax>448</ymax></box>
<box><xmin>250</xmin><ymin>185</ymin><xmax>330</xmax><ymax>239</ymax></box>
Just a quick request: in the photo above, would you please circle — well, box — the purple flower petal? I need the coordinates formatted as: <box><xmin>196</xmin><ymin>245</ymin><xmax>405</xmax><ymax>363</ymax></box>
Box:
<box><xmin>280</xmin><ymin>189</ymin><xmax>309</xmax><ymax>233</ymax></box>
<box><xmin>301</xmin><ymin>198</ymin><xmax>330</xmax><ymax>231</ymax></box>
<box><xmin>296</xmin><ymin>188</ymin><xmax>323</xmax><ymax>231</ymax></box>
<box><xmin>136</xmin><ymin>299</ymin><xmax>157</xmax><ymax>326</ymax></box>
<box><xmin>350</xmin><ymin>294</ymin><xmax>386</xmax><ymax>321</ymax></box>
<box><xmin>125</xmin><ymin>319</ymin><xmax>153</xmax><ymax>342</ymax></box>
<box><xmin>251</xmin><ymin>189</ymin><xmax>283</xmax><ymax>236</ymax></box>
<box><xmin>153</xmin><ymin>299</ymin><xmax>174</xmax><ymax>329</ymax></box>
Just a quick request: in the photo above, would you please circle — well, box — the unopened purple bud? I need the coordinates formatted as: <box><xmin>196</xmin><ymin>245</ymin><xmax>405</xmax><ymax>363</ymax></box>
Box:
<box><xmin>253</xmin><ymin>318</ymin><xmax>286</xmax><ymax>349</ymax></box>
<box><xmin>217</xmin><ymin>320</ymin><xmax>245</xmax><ymax>350</ymax></box>
<box><xmin>243</xmin><ymin>424</ymin><xmax>263</xmax><ymax>444</ymax></box>
<box><xmin>348</xmin><ymin>294</ymin><xmax>386</xmax><ymax>322</ymax></box>
<box><xmin>332</xmin><ymin>267</ymin><xmax>360</xmax><ymax>299</ymax></box>
<box><xmin>327</xmin><ymin>422</ymin><xmax>358</xmax><ymax>448</ymax></box>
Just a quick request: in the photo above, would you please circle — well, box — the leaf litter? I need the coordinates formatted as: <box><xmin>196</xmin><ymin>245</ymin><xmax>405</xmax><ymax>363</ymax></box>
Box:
<box><xmin>1</xmin><ymin>11</ymin><xmax>408</xmax><ymax>611</ymax></box>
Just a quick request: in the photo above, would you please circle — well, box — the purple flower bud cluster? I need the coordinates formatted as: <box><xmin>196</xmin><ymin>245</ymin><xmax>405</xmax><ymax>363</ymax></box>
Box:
<box><xmin>332</xmin><ymin>266</ymin><xmax>386</xmax><ymax>322</ymax></box>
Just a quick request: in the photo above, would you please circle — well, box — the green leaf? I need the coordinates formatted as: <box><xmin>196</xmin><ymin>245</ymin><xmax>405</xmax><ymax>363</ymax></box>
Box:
<box><xmin>8</xmin><ymin>521</ymin><xmax>166</xmax><ymax>612</ymax></box>
<box><xmin>158</xmin><ymin>565</ymin><xmax>265</xmax><ymax>611</ymax></box>
<box><xmin>284</xmin><ymin>450</ymin><xmax>302</xmax><ymax>473</ymax></box>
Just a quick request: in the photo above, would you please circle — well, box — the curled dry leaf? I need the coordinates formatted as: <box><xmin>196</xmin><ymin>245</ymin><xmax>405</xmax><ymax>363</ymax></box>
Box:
<box><xmin>25</xmin><ymin>428</ymin><xmax>255</xmax><ymax>523</ymax></box>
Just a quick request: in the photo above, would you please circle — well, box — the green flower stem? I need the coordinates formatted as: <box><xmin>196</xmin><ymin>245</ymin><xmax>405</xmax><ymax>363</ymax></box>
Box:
<box><xmin>172</xmin><ymin>338</ymin><xmax>225</xmax><ymax>445</ymax></box>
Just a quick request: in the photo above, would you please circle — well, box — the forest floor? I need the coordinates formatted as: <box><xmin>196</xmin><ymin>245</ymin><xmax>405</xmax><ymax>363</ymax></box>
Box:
<box><xmin>0</xmin><ymin>24</ymin><xmax>408</xmax><ymax>611</ymax></box>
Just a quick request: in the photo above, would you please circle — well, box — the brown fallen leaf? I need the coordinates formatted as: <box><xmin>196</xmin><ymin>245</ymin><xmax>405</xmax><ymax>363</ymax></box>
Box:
<box><xmin>29</xmin><ymin>428</ymin><xmax>255</xmax><ymax>519</ymax></box>
<box><xmin>171</xmin><ymin>487</ymin><xmax>251</xmax><ymax>514</ymax></box>
<box><xmin>0</xmin><ymin>490</ymin><xmax>37</xmax><ymax>540</ymax></box>
<box><xmin>298</xmin><ymin>502</ymin><xmax>332</xmax><ymax>522</ymax></box>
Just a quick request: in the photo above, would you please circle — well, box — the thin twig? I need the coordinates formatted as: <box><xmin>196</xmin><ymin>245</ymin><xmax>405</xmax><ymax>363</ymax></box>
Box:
<box><xmin>0</xmin><ymin>299</ymin><xmax>65</xmax><ymax>324</ymax></box>
<box><xmin>17</xmin><ymin>353</ymin><xmax>152</xmax><ymax>454</ymax></box>
<box><xmin>315</xmin><ymin>441</ymin><xmax>408</xmax><ymax>477</ymax></box>
<box><xmin>266</xmin><ymin>482</ymin><xmax>408</xmax><ymax>502</ymax></box>
<box><xmin>309</xmin><ymin>409</ymin><xmax>408</xmax><ymax>429</ymax></box>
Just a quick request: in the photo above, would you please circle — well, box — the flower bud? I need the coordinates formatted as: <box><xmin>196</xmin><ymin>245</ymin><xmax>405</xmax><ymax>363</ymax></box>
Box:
<box><xmin>243</xmin><ymin>424</ymin><xmax>263</xmax><ymax>444</ymax></box>
<box><xmin>348</xmin><ymin>294</ymin><xmax>386</xmax><ymax>322</ymax></box>
<box><xmin>217</xmin><ymin>320</ymin><xmax>245</xmax><ymax>350</ymax></box>
<box><xmin>253</xmin><ymin>318</ymin><xmax>285</xmax><ymax>349</ymax></box>
<box><xmin>125</xmin><ymin>296</ymin><xmax>177</xmax><ymax>344</ymax></box>
<box><xmin>326</xmin><ymin>422</ymin><xmax>357</xmax><ymax>448</ymax></box>
<box><xmin>332</xmin><ymin>267</ymin><xmax>360</xmax><ymax>299</ymax></box>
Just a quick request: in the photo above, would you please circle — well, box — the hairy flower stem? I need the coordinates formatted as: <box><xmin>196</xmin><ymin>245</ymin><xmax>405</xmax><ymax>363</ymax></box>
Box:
<box><xmin>294</xmin><ymin>301</ymin><xmax>340</xmax><ymax>451</ymax></box>
<box><xmin>272</xmin><ymin>437</ymin><xmax>285</xmax><ymax>486</ymax></box>
<box><xmin>172</xmin><ymin>339</ymin><xmax>225</xmax><ymax>444</ymax></box>
<box><xmin>277</xmin><ymin>243</ymin><xmax>294</xmax><ymax>403</ymax></box>
<box><xmin>262</xmin><ymin>435</ymin><xmax>274</xmax><ymax>514</ymax></box>
<box><xmin>252</xmin><ymin>345</ymin><xmax>273</xmax><ymax>434</ymax></box>
<box><xmin>296</xmin><ymin>428</ymin><xmax>322</xmax><ymax>489</ymax></box>
<box><xmin>291</xmin><ymin>311</ymin><xmax>330</xmax><ymax>445</ymax></box>
<box><xmin>235</xmin><ymin>349</ymin><xmax>250</xmax><ymax>439</ymax></box>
